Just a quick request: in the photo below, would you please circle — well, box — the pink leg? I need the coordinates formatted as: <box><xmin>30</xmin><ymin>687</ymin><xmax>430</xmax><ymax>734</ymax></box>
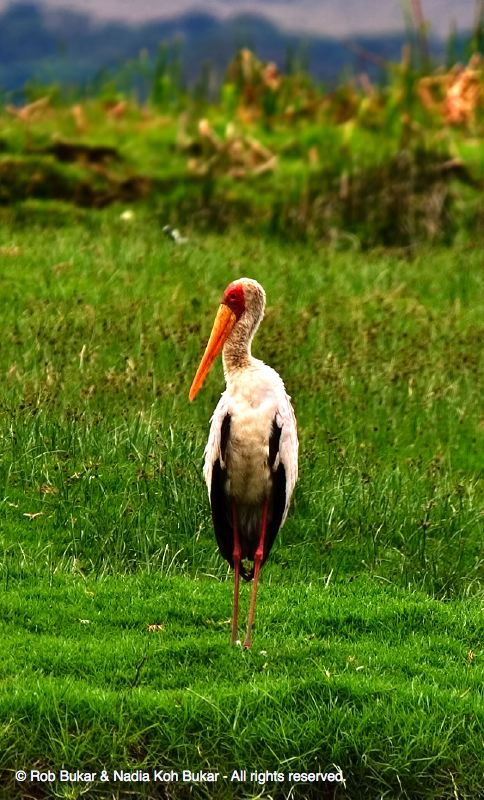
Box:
<box><xmin>231</xmin><ymin>502</ymin><xmax>241</xmax><ymax>645</ymax></box>
<box><xmin>243</xmin><ymin>498</ymin><xmax>269</xmax><ymax>649</ymax></box>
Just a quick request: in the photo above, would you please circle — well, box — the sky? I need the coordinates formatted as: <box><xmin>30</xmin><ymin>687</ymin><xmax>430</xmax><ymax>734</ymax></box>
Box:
<box><xmin>0</xmin><ymin>0</ymin><xmax>479</xmax><ymax>37</ymax></box>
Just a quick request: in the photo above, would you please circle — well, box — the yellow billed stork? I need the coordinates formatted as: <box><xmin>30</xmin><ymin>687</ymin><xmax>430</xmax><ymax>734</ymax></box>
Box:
<box><xmin>189</xmin><ymin>278</ymin><xmax>298</xmax><ymax>648</ymax></box>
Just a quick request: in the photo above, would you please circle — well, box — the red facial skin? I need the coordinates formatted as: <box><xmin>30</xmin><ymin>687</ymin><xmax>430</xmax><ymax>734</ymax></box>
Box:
<box><xmin>222</xmin><ymin>282</ymin><xmax>245</xmax><ymax>320</ymax></box>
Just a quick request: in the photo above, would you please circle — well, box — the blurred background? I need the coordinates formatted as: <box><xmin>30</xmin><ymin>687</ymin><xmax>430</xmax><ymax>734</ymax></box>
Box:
<box><xmin>0</xmin><ymin>1</ymin><xmax>482</xmax><ymax>246</ymax></box>
<box><xmin>0</xmin><ymin>0</ymin><xmax>482</xmax><ymax>93</ymax></box>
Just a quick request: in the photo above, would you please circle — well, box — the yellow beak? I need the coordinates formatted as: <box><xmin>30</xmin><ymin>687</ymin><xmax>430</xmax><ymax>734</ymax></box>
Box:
<box><xmin>189</xmin><ymin>304</ymin><xmax>237</xmax><ymax>401</ymax></box>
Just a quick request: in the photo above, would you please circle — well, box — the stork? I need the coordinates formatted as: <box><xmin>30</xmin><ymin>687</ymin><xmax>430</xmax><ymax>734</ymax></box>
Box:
<box><xmin>189</xmin><ymin>278</ymin><xmax>298</xmax><ymax>648</ymax></box>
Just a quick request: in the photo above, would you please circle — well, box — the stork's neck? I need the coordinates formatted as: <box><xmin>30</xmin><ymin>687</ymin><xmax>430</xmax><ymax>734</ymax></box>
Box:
<box><xmin>222</xmin><ymin>308</ymin><xmax>260</xmax><ymax>375</ymax></box>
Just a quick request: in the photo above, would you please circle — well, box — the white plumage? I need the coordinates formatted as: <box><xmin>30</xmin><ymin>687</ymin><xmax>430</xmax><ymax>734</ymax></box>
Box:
<box><xmin>204</xmin><ymin>360</ymin><xmax>298</xmax><ymax>525</ymax></box>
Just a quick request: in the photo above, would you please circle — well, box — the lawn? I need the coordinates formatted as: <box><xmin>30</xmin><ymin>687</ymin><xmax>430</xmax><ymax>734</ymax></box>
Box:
<box><xmin>0</xmin><ymin>212</ymin><xmax>482</xmax><ymax>798</ymax></box>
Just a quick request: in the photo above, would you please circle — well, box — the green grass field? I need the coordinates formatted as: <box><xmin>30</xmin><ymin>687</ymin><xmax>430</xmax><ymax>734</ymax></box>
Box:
<box><xmin>0</xmin><ymin>211</ymin><xmax>482</xmax><ymax>799</ymax></box>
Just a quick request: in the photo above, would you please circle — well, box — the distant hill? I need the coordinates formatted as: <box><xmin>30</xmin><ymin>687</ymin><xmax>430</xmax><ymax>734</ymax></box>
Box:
<box><xmin>0</xmin><ymin>0</ymin><xmax>477</xmax><ymax>38</ymax></box>
<box><xmin>0</xmin><ymin>2</ymin><xmax>474</xmax><ymax>96</ymax></box>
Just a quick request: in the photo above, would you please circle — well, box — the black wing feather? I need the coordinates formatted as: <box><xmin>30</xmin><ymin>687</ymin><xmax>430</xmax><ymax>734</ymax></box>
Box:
<box><xmin>210</xmin><ymin>459</ymin><xmax>232</xmax><ymax>565</ymax></box>
<box><xmin>220</xmin><ymin>413</ymin><xmax>231</xmax><ymax>462</ymax></box>
<box><xmin>245</xmin><ymin>417</ymin><xmax>287</xmax><ymax>579</ymax></box>
<box><xmin>210</xmin><ymin>413</ymin><xmax>232</xmax><ymax>565</ymax></box>
<box><xmin>265</xmin><ymin>417</ymin><xmax>286</xmax><ymax>563</ymax></box>
<box><xmin>268</xmin><ymin>418</ymin><xmax>282</xmax><ymax>468</ymax></box>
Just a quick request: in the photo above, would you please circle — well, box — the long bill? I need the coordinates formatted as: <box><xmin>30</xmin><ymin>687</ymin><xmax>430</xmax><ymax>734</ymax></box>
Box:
<box><xmin>189</xmin><ymin>304</ymin><xmax>237</xmax><ymax>401</ymax></box>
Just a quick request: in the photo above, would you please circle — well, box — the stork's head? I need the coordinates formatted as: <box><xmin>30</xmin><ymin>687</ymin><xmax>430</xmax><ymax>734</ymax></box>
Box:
<box><xmin>189</xmin><ymin>278</ymin><xmax>265</xmax><ymax>401</ymax></box>
<box><xmin>221</xmin><ymin>278</ymin><xmax>266</xmax><ymax>325</ymax></box>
